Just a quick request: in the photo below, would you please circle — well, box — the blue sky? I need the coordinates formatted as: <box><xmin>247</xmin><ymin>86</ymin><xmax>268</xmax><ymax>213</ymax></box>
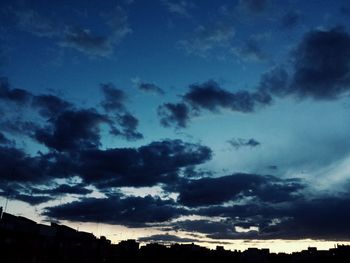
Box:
<box><xmin>1</xmin><ymin>0</ymin><xmax>350</xmax><ymax>252</ymax></box>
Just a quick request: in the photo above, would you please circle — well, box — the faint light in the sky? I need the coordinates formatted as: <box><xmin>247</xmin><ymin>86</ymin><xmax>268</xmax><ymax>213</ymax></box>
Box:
<box><xmin>235</xmin><ymin>226</ymin><xmax>259</xmax><ymax>233</ymax></box>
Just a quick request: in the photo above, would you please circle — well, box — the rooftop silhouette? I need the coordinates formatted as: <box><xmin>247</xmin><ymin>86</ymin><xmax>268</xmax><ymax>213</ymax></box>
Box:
<box><xmin>1</xmin><ymin>209</ymin><xmax>350</xmax><ymax>263</ymax></box>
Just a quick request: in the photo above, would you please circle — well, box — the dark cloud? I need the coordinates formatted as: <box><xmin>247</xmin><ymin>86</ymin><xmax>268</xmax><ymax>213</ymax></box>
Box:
<box><xmin>198</xmin><ymin>202</ymin><xmax>277</xmax><ymax>225</ymax></box>
<box><xmin>74</xmin><ymin>139</ymin><xmax>212</xmax><ymax>188</ymax></box>
<box><xmin>200</xmin><ymin>195</ymin><xmax>350</xmax><ymax>240</ymax></box>
<box><xmin>0</xmin><ymin>85</ymin><xmax>211</xmax><ymax>190</ymax></box>
<box><xmin>139</xmin><ymin>234</ymin><xmax>198</xmax><ymax>243</ymax></box>
<box><xmin>158</xmin><ymin>206</ymin><xmax>272</xmax><ymax>240</ymax></box>
<box><xmin>0</xmin><ymin>78</ymin><xmax>73</xmax><ymax>119</ymax></box>
<box><xmin>184</xmin><ymin>80</ymin><xmax>271</xmax><ymax>113</ymax></box>
<box><xmin>271</xmin><ymin>196</ymin><xmax>350</xmax><ymax>240</ymax></box>
<box><xmin>11</xmin><ymin>194</ymin><xmax>53</xmax><ymax>205</ymax></box>
<box><xmin>158</xmin><ymin>103</ymin><xmax>191</xmax><ymax>128</ymax></box>
<box><xmin>44</xmin><ymin>194</ymin><xmax>186</xmax><ymax>226</ymax></box>
<box><xmin>100</xmin><ymin>84</ymin><xmax>143</xmax><ymax>140</ymax></box>
<box><xmin>248</xmin><ymin>26</ymin><xmax>350</xmax><ymax>108</ymax></box>
<box><xmin>32</xmin><ymin>94</ymin><xmax>73</xmax><ymax>118</ymax></box>
<box><xmin>117</xmin><ymin>113</ymin><xmax>138</xmax><ymax>130</ymax></box>
<box><xmin>175</xmin><ymin>174</ymin><xmax>259</xmax><ymax>207</ymax></box>
<box><xmin>0</xmin><ymin>77</ymin><xmax>32</xmax><ymax>105</ymax></box>
<box><xmin>35</xmin><ymin>109</ymin><xmax>108</xmax><ymax>152</ymax></box>
<box><xmin>227</xmin><ymin>138</ymin><xmax>260</xmax><ymax>149</ymax></box>
<box><xmin>289</xmin><ymin>27</ymin><xmax>350</xmax><ymax>100</ymax></box>
<box><xmin>172</xmin><ymin>219</ymin><xmax>269</xmax><ymax>241</ymax></box>
<box><xmin>100</xmin><ymin>83</ymin><xmax>126</xmax><ymax>112</ymax></box>
<box><xmin>262</xmin><ymin>28</ymin><xmax>350</xmax><ymax>100</ymax></box>
<box><xmin>158</xmin><ymin>81</ymin><xmax>271</xmax><ymax>128</ymax></box>
<box><xmin>0</xmin><ymin>189</ymin><xmax>53</xmax><ymax>205</ymax></box>
<box><xmin>0</xmin><ymin>182</ymin><xmax>55</xmax><ymax>205</ymax></box>
<box><xmin>281</xmin><ymin>10</ymin><xmax>302</xmax><ymax>29</ymax></box>
<box><xmin>0</xmin><ymin>78</ymin><xmax>72</xmax><ymax>117</ymax></box>
<box><xmin>0</xmin><ymin>147</ymin><xmax>72</xmax><ymax>205</ymax></box>
<box><xmin>258</xmin><ymin>66</ymin><xmax>289</xmax><ymax>97</ymax></box>
<box><xmin>173</xmin><ymin>219</ymin><xmax>235</xmax><ymax>236</ymax></box>
<box><xmin>0</xmin><ymin>139</ymin><xmax>211</xmax><ymax>205</ymax></box>
<box><xmin>0</xmin><ymin>78</ymin><xmax>142</xmax><ymax>144</ymax></box>
<box><xmin>0</xmin><ymin>180</ymin><xmax>91</xmax><ymax>206</ymax></box>
<box><xmin>181</xmin><ymin>166</ymin><xmax>214</xmax><ymax>179</ymax></box>
<box><xmin>136</xmin><ymin>81</ymin><xmax>165</xmax><ymax>95</ymax></box>
<box><xmin>252</xmin><ymin>178</ymin><xmax>305</xmax><ymax>203</ymax></box>
<box><xmin>0</xmin><ymin>146</ymin><xmax>51</xmax><ymax>184</ymax></box>
<box><xmin>173</xmin><ymin>174</ymin><xmax>304</xmax><ymax>207</ymax></box>
<box><xmin>0</xmin><ymin>119</ymin><xmax>40</xmax><ymax>138</ymax></box>
<box><xmin>0</xmin><ymin>132</ymin><xmax>13</xmax><ymax>145</ymax></box>
<box><xmin>114</xmin><ymin>113</ymin><xmax>143</xmax><ymax>140</ymax></box>
<box><xmin>33</xmin><ymin>183</ymin><xmax>92</xmax><ymax>196</ymax></box>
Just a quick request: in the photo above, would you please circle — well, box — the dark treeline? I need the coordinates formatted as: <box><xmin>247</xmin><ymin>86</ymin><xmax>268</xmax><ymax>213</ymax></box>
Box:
<box><xmin>1</xmin><ymin>209</ymin><xmax>350</xmax><ymax>263</ymax></box>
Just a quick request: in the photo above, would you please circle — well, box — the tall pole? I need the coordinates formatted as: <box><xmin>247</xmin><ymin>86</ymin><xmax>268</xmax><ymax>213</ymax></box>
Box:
<box><xmin>3</xmin><ymin>193</ymin><xmax>9</xmax><ymax>213</ymax></box>
<box><xmin>3</xmin><ymin>168</ymin><xmax>15</xmax><ymax>215</ymax></box>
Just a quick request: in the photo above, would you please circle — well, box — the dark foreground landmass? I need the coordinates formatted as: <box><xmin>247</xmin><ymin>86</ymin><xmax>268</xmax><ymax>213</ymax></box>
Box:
<box><xmin>1</xmin><ymin>210</ymin><xmax>350</xmax><ymax>263</ymax></box>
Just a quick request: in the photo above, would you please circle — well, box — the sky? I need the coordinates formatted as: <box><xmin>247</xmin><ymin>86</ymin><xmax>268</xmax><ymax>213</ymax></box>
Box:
<box><xmin>1</xmin><ymin>0</ymin><xmax>350</xmax><ymax>253</ymax></box>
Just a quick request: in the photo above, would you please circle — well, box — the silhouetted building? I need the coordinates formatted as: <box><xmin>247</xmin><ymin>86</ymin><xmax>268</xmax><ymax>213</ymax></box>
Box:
<box><xmin>1</xmin><ymin>211</ymin><xmax>350</xmax><ymax>263</ymax></box>
<box><xmin>216</xmin><ymin>245</ymin><xmax>225</xmax><ymax>251</ymax></box>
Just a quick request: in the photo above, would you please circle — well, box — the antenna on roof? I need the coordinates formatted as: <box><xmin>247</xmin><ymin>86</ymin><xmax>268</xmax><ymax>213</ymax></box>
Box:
<box><xmin>4</xmin><ymin>194</ymin><xmax>9</xmax><ymax>214</ymax></box>
<box><xmin>1</xmin><ymin>168</ymin><xmax>15</xmax><ymax>218</ymax></box>
<box><xmin>3</xmin><ymin>168</ymin><xmax>15</xmax><ymax>215</ymax></box>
